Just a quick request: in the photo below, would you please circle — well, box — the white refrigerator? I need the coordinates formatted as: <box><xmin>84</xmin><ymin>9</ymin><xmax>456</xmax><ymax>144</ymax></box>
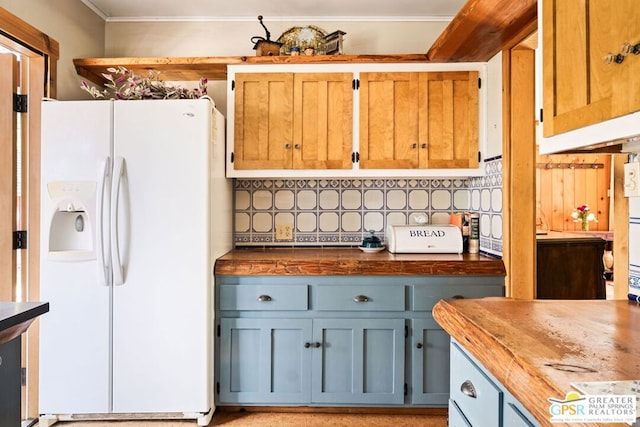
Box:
<box><xmin>38</xmin><ymin>98</ymin><xmax>231</xmax><ymax>426</ymax></box>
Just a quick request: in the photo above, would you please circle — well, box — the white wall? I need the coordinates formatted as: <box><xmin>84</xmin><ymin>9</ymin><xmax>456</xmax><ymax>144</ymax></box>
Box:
<box><xmin>0</xmin><ymin>0</ymin><xmax>105</xmax><ymax>99</ymax></box>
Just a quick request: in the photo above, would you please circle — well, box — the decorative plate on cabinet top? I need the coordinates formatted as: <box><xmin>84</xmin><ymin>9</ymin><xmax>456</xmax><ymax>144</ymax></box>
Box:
<box><xmin>277</xmin><ymin>25</ymin><xmax>327</xmax><ymax>55</ymax></box>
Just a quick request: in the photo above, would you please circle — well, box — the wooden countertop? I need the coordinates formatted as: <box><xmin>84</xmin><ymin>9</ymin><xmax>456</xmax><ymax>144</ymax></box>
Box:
<box><xmin>214</xmin><ymin>247</ymin><xmax>506</xmax><ymax>276</ymax></box>
<box><xmin>433</xmin><ymin>298</ymin><xmax>639</xmax><ymax>427</ymax></box>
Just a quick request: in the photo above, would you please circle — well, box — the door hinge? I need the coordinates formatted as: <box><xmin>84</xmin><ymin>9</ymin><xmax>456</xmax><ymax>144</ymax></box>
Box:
<box><xmin>13</xmin><ymin>230</ymin><xmax>27</xmax><ymax>250</ymax></box>
<box><xmin>216</xmin><ymin>382</ymin><xmax>220</xmax><ymax>394</ymax></box>
<box><xmin>540</xmin><ymin>108</ymin><xmax>543</xmax><ymax>122</ymax></box>
<box><xmin>352</xmin><ymin>79</ymin><xmax>360</xmax><ymax>90</ymax></box>
<box><xmin>217</xmin><ymin>324</ymin><xmax>221</xmax><ymax>337</ymax></box>
<box><xmin>13</xmin><ymin>94</ymin><xmax>28</xmax><ymax>113</ymax></box>
<box><xmin>351</xmin><ymin>152</ymin><xmax>360</xmax><ymax>163</ymax></box>
<box><xmin>231</xmin><ymin>80</ymin><xmax>235</xmax><ymax>91</ymax></box>
<box><xmin>404</xmin><ymin>383</ymin><xmax>408</xmax><ymax>396</ymax></box>
<box><xmin>21</xmin><ymin>368</ymin><xmax>26</xmax><ymax>386</ymax></box>
<box><xmin>230</xmin><ymin>152</ymin><xmax>235</xmax><ymax>164</ymax></box>
<box><xmin>478</xmin><ymin>77</ymin><xmax>482</xmax><ymax>89</ymax></box>
<box><xmin>405</xmin><ymin>324</ymin><xmax>408</xmax><ymax>338</ymax></box>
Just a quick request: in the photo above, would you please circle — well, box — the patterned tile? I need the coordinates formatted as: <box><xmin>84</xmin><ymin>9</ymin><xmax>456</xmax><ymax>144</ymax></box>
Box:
<box><xmin>234</xmin><ymin>161</ymin><xmax>504</xmax><ymax>257</ymax></box>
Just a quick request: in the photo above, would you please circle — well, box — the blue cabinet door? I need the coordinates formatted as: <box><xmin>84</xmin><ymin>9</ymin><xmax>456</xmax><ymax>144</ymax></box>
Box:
<box><xmin>311</xmin><ymin>318</ymin><xmax>405</xmax><ymax>405</ymax></box>
<box><xmin>219</xmin><ymin>318</ymin><xmax>312</xmax><ymax>403</ymax></box>
<box><xmin>411</xmin><ymin>317</ymin><xmax>450</xmax><ymax>405</ymax></box>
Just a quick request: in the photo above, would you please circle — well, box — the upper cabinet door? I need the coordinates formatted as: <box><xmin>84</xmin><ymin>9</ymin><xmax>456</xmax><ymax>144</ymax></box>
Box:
<box><xmin>541</xmin><ymin>0</ymin><xmax>640</xmax><ymax>137</ymax></box>
<box><xmin>359</xmin><ymin>72</ymin><xmax>420</xmax><ymax>169</ymax></box>
<box><xmin>359</xmin><ymin>71</ymin><xmax>479</xmax><ymax>170</ymax></box>
<box><xmin>420</xmin><ymin>71</ymin><xmax>479</xmax><ymax>169</ymax></box>
<box><xmin>293</xmin><ymin>73</ymin><xmax>353</xmax><ymax>170</ymax></box>
<box><xmin>233</xmin><ymin>73</ymin><xmax>294</xmax><ymax>169</ymax></box>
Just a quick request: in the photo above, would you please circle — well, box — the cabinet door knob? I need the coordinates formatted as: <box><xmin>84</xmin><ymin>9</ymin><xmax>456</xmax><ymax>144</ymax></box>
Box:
<box><xmin>304</xmin><ymin>342</ymin><xmax>311</xmax><ymax>348</ymax></box>
<box><xmin>353</xmin><ymin>295</ymin><xmax>370</xmax><ymax>302</ymax></box>
<box><xmin>411</xmin><ymin>143</ymin><xmax>418</xmax><ymax>149</ymax></box>
<box><xmin>460</xmin><ymin>380</ymin><xmax>477</xmax><ymax>398</ymax></box>
<box><xmin>285</xmin><ymin>143</ymin><xmax>292</xmax><ymax>149</ymax></box>
<box><xmin>257</xmin><ymin>294</ymin><xmax>272</xmax><ymax>302</ymax></box>
<box><xmin>313</xmin><ymin>342</ymin><xmax>322</xmax><ymax>348</ymax></box>
<box><xmin>416</xmin><ymin>343</ymin><xmax>423</xmax><ymax>349</ymax></box>
<box><xmin>294</xmin><ymin>144</ymin><xmax>301</xmax><ymax>149</ymax></box>
<box><xmin>421</xmin><ymin>143</ymin><xmax>427</xmax><ymax>149</ymax></box>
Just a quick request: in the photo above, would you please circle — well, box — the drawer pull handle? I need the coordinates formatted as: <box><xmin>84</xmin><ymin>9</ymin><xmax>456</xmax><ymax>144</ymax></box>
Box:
<box><xmin>353</xmin><ymin>295</ymin><xmax>370</xmax><ymax>303</ymax></box>
<box><xmin>460</xmin><ymin>380</ymin><xmax>477</xmax><ymax>398</ymax></box>
<box><xmin>257</xmin><ymin>295</ymin><xmax>272</xmax><ymax>302</ymax></box>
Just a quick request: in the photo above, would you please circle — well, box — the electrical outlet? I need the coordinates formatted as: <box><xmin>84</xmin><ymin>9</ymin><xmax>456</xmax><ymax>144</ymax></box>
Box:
<box><xmin>275</xmin><ymin>223</ymin><xmax>293</xmax><ymax>240</ymax></box>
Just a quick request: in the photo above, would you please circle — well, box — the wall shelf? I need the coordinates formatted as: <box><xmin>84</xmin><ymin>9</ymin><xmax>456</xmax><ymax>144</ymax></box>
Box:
<box><xmin>73</xmin><ymin>54</ymin><xmax>434</xmax><ymax>85</ymax></box>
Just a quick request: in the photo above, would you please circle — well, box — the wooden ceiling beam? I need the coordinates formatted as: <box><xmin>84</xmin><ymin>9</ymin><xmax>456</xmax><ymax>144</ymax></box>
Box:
<box><xmin>426</xmin><ymin>0</ymin><xmax>537</xmax><ymax>62</ymax></box>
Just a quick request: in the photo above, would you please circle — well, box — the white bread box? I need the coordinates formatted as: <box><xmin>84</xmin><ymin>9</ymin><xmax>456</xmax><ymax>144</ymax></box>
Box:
<box><xmin>385</xmin><ymin>224</ymin><xmax>463</xmax><ymax>254</ymax></box>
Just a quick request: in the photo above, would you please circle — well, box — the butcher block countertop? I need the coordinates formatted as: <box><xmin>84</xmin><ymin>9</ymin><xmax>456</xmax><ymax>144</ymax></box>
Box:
<box><xmin>433</xmin><ymin>298</ymin><xmax>640</xmax><ymax>427</ymax></box>
<box><xmin>214</xmin><ymin>247</ymin><xmax>506</xmax><ymax>276</ymax></box>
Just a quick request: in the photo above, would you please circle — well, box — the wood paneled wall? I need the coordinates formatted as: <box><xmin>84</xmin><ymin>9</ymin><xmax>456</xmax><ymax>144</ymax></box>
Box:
<box><xmin>536</xmin><ymin>153</ymin><xmax>611</xmax><ymax>232</ymax></box>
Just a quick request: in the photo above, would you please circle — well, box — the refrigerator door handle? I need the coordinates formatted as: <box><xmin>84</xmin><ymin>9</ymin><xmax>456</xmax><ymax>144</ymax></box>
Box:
<box><xmin>96</xmin><ymin>156</ymin><xmax>111</xmax><ymax>286</ymax></box>
<box><xmin>111</xmin><ymin>156</ymin><xmax>125</xmax><ymax>286</ymax></box>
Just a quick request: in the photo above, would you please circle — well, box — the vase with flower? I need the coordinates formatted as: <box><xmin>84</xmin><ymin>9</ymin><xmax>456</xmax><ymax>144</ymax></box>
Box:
<box><xmin>571</xmin><ymin>204</ymin><xmax>597</xmax><ymax>231</ymax></box>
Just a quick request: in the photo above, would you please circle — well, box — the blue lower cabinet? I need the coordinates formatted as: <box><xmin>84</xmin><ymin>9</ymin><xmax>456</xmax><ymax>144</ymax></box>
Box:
<box><xmin>219</xmin><ymin>318</ymin><xmax>312</xmax><ymax>403</ymax></box>
<box><xmin>411</xmin><ymin>317</ymin><xmax>450</xmax><ymax>405</ymax></box>
<box><xmin>311</xmin><ymin>318</ymin><xmax>405</xmax><ymax>405</ymax></box>
<box><xmin>449</xmin><ymin>340</ymin><xmax>539</xmax><ymax>427</ymax></box>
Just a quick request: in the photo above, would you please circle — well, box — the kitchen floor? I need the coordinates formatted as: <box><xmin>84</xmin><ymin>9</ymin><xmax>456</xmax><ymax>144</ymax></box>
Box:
<box><xmin>43</xmin><ymin>410</ymin><xmax>448</xmax><ymax>427</ymax></box>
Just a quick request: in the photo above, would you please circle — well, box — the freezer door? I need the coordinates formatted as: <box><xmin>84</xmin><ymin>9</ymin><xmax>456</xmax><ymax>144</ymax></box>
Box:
<box><xmin>39</xmin><ymin>100</ymin><xmax>113</xmax><ymax>414</ymax></box>
<box><xmin>111</xmin><ymin>99</ymin><xmax>212</xmax><ymax>413</ymax></box>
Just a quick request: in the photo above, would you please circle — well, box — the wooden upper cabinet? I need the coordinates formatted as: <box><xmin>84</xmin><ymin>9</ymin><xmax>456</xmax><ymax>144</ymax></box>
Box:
<box><xmin>293</xmin><ymin>73</ymin><xmax>353</xmax><ymax>170</ymax></box>
<box><xmin>233</xmin><ymin>73</ymin><xmax>293</xmax><ymax>169</ymax></box>
<box><xmin>542</xmin><ymin>0</ymin><xmax>640</xmax><ymax>137</ymax></box>
<box><xmin>233</xmin><ymin>72</ymin><xmax>353</xmax><ymax>170</ymax></box>
<box><xmin>359</xmin><ymin>71</ymin><xmax>479</xmax><ymax>169</ymax></box>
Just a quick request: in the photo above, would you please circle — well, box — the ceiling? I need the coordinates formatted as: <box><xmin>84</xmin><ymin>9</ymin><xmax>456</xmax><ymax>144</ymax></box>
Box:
<box><xmin>79</xmin><ymin>0</ymin><xmax>467</xmax><ymax>22</ymax></box>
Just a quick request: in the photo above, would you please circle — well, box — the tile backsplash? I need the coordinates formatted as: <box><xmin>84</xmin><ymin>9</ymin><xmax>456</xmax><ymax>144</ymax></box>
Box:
<box><xmin>234</xmin><ymin>157</ymin><xmax>504</xmax><ymax>256</ymax></box>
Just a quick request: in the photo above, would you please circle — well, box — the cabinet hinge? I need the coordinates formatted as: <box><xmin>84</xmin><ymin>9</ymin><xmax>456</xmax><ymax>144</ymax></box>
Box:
<box><xmin>21</xmin><ymin>368</ymin><xmax>26</xmax><ymax>386</ymax></box>
<box><xmin>13</xmin><ymin>94</ymin><xmax>28</xmax><ymax>113</ymax></box>
<box><xmin>477</xmin><ymin>78</ymin><xmax>481</xmax><ymax>89</ymax></box>
<box><xmin>540</xmin><ymin>108</ymin><xmax>543</xmax><ymax>123</ymax></box>
<box><xmin>351</xmin><ymin>152</ymin><xmax>360</xmax><ymax>163</ymax></box>
<box><xmin>216</xmin><ymin>382</ymin><xmax>220</xmax><ymax>394</ymax></box>
<box><xmin>404</xmin><ymin>383</ymin><xmax>408</xmax><ymax>396</ymax></box>
<box><xmin>352</xmin><ymin>79</ymin><xmax>360</xmax><ymax>90</ymax></box>
<box><xmin>478</xmin><ymin>151</ymin><xmax>482</xmax><ymax>163</ymax></box>
<box><xmin>230</xmin><ymin>152</ymin><xmax>235</xmax><ymax>164</ymax></box>
<box><xmin>405</xmin><ymin>324</ymin><xmax>408</xmax><ymax>338</ymax></box>
<box><xmin>217</xmin><ymin>324</ymin><xmax>221</xmax><ymax>337</ymax></box>
<box><xmin>13</xmin><ymin>230</ymin><xmax>27</xmax><ymax>250</ymax></box>
<box><xmin>231</xmin><ymin>80</ymin><xmax>235</xmax><ymax>91</ymax></box>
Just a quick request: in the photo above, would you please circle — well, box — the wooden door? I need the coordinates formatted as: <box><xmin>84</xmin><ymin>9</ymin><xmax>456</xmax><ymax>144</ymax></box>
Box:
<box><xmin>292</xmin><ymin>73</ymin><xmax>353</xmax><ymax>169</ymax></box>
<box><xmin>419</xmin><ymin>71</ymin><xmax>479</xmax><ymax>169</ymax></box>
<box><xmin>542</xmin><ymin>0</ymin><xmax>615</xmax><ymax>136</ymax></box>
<box><xmin>359</xmin><ymin>72</ymin><xmax>419</xmax><ymax>169</ymax></box>
<box><xmin>612</xmin><ymin>0</ymin><xmax>640</xmax><ymax>118</ymax></box>
<box><xmin>233</xmin><ymin>73</ymin><xmax>293</xmax><ymax>169</ymax></box>
<box><xmin>0</xmin><ymin>53</ymin><xmax>18</xmax><ymax>302</ymax></box>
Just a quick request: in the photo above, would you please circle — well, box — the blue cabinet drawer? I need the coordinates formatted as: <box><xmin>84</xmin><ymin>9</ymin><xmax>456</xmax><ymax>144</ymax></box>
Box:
<box><xmin>315</xmin><ymin>285</ymin><xmax>404</xmax><ymax>311</ymax></box>
<box><xmin>220</xmin><ymin>285</ymin><xmax>308</xmax><ymax>311</ymax></box>
<box><xmin>412</xmin><ymin>284</ymin><xmax>503</xmax><ymax>311</ymax></box>
<box><xmin>450</xmin><ymin>342</ymin><xmax>502</xmax><ymax>426</ymax></box>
